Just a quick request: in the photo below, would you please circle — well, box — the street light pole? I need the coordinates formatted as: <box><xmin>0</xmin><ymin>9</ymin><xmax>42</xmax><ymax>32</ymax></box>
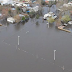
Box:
<box><xmin>18</xmin><ymin>36</ymin><xmax>20</xmax><ymax>45</ymax></box>
<box><xmin>54</xmin><ymin>50</ymin><xmax>56</xmax><ymax>60</ymax></box>
<box><xmin>47</xmin><ymin>22</ymin><xmax>49</xmax><ymax>28</ymax></box>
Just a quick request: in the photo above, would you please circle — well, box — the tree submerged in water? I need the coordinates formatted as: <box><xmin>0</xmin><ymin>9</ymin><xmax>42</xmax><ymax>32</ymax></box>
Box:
<box><xmin>41</xmin><ymin>1</ymin><xmax>46</xmax><ymax>5</ymax></box>
<box><xmin>36</xmin><ymin>21</ymin><xmax>39</xmax><ymax>26</ymax></box>
<box><xmin>22</xmin><ymin>16</ymin><xmax>25</xmax><ymax>21</ymax></box>
<box><xmin>47</xmin><ymin>17</ymin><xmax>55</xmax><ymax>24</ymax></box>
<box><xmin>36</xmin><ymin>14</ymin><xmax>40</xmax><ymax>19</ymax></box>
<box><xmin>8</xmin><ymin>9</ymin><xmax>11</xmax><ymax>16</ymax></box>
<box><xmin>61</xmin><ymin>15</ymin><xmax>71</xmax><ymax>23</ymax></box>
<box><xmin>16</xmin><ymin>7</ymin><xmax>20</xmax><ymax>14</ymax></box>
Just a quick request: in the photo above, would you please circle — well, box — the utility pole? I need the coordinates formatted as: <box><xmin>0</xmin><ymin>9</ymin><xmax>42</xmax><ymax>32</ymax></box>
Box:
<box><xmin>54</xmin><ymin>50</ymin><xmax>56</xmax><ymax>60</ymax></box>
<box><xmin>18</xmin><ymin>36</ymin><xmax>20</xmax><ymax>46</ymax></box>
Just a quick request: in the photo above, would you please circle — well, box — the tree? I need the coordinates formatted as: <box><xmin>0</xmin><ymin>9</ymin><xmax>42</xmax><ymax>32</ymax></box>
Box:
<box><xmin>16</xmin><ymin>7</ymin><xmax>20</xmax><ymax>14</ymax></box>
<box><xmin>36</xmin><ymin>14</ymin><xmax>40</xmax><ymax>19</ymax></box>
<box><xmin>61</xmin><ymin>15</ymin><xmax>71</xmax><ymax>23</ymax></box>
<box><xmin>8</xmin><ymin>9</ymin><xmax>11</xmax><ymax>16</ymax></box>
<box><xmin>2</xmin><ymin>8</ymin><xmax>8</xmax><ymax>19</ymax></box>
<box><xmin>41</xmin><ymin>0</ymin><xmax>46</xmax><ymax>5</ymax></box>
<box><xmin>47</xmin><ymin>17</ymin><xmax>55</xmax><ymax>24</ymax></box>
<box><xmin>22</xmin><ymin>16</ymin><xmax>25</xmax><ymax>21</ymax></box>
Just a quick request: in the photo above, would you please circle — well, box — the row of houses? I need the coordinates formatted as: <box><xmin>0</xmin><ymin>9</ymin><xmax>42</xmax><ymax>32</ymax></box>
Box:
<box><xmin>43</xmin><ymin>0</ymin><xmax>62</xmax><ymax>1</ymax></box>
<box><xmin>0</xmin><ymin>0</ymin><xmax>36</xmax><ymax>5</ymax></box>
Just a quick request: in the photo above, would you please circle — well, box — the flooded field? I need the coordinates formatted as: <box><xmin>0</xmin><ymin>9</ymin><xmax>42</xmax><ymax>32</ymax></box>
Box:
<box><xmin>0</xmin><ymin>5</ymin><xmax>72</xmax><ymax>72</ymax></box>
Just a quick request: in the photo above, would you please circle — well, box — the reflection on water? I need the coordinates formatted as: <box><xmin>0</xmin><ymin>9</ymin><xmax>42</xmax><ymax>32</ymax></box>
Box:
<box><xmin>36</xmin><ymin>21</ymin><xmax>39</xmax><ymax>27</ymax></box>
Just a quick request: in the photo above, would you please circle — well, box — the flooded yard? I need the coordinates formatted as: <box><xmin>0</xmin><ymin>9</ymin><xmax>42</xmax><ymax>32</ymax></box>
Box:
<box><xmin>0</xmin><ymin>5</ymin><xmax>72</xmax><ymax>72</ymax></box>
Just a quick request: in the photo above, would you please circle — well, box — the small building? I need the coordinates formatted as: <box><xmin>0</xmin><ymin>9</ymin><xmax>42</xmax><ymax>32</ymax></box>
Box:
<box><xmin>0</xmin><ymin>0</ymin><xmax>13</xmax><ymax>5</ymax></box>
<box><xmin>7</xmin><ymin>17</ymin><xmax>15</xmax><ymax>23</ymax></box>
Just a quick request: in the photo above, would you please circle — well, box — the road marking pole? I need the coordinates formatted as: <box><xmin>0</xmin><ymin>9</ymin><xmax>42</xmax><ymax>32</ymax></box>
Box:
<box><xmin>47</xmin><ymin>23</ymin><xmax>49</xmax><ymax>28</ymax></box>
<box><xmin>18</xmin><ymin>36</ymin><xmax>20</xmax><ymax>45</ymax></box>
<box><xmin>54</xmin><ymin>50</ymin><xmax>56</xmax><ymax>60</ymax></box>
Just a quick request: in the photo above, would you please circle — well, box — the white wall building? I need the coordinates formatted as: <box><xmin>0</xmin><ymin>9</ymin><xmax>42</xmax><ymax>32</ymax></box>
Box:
<box><xmin>0</xmin><ymin>0</ymin><xmax>13</xmax><ymax>5</ymax></box>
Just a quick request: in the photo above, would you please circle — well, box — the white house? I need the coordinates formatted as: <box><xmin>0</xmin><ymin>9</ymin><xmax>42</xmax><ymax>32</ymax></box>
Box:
<box><xmin>0</xmin><ymin>0</ymin><xmax>13</xmax><ymax>5</ymax></box>
<box><xmin>45</xmin><ymin>0</ymin><xmax>64</xmax><ymax>1</ymax></box>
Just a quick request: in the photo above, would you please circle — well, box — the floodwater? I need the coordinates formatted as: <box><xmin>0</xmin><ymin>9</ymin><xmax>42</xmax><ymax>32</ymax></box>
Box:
<box><xmin>0</xmin><ymin>5</ymin><xmax>72</xmax><ymax>72</ymax></box>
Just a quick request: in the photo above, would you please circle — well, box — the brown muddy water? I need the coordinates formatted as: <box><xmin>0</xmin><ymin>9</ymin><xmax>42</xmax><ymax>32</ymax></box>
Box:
<box><xmin>0</xmin><ymin>5</ymin><xmax>72</xmax><ymax>72</ymax></box>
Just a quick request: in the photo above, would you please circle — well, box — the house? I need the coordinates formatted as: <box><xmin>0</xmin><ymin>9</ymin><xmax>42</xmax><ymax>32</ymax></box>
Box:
<box><xmin>32</xmin><ymin>6</ymin><xmax>39</xmax><ymax>12</ymax></box>
<box><xmin>43</xmin><ymin>0</ymin><xmax>64</xmax><ymax>2</ymax></box>
<box><xmin>7</xmin><ymin>17</ymin><xmax>15</xmax><ymax>23</ymax></box>
<box><xmin>0</xmin><ymin>0</ymin><xmax>13</xmax><ymax>5</ymax></box>
<box><xmin>43</xmin><ymin>12</ymin><xmax>57</xmax><ymax>20</ymax></box>
<box><xmin>24</xmin><ymin>0</ymin><xmax>30</xmax><ymax>2</ymax></box>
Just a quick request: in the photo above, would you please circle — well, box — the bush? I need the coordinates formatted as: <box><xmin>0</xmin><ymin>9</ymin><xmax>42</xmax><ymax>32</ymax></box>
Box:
<box><xmin>29</xmin><ymin>11</ymin><xmax>35</xmax><ymax>18</ymax></box>
<box><xmin>36</xmin><ymin>14</ymin><xmax>40</xmax><ymax>19</ymax></box>
<box><xmin>61</xmin><ymin>15</ymin><xmax>71</xmax><ymax>23</ymax></box>
<box><xmin>47</xmin><ymin>17</ymin><xmax>55</xmax><ymax>23</ymax></box>
<box><xmin>16</xmin><ymin>7</ymin><xmax>20</xmax><ymax>14</ymax></box>
<box><xmin>36</xmin><ymin>21</ymin><xmax>39</xmax><ymax>25</ymax></box>
<box><xmin>25</xmin><ymin>15</ymin><xmax>29</xmax><ymax>18</ymax></box>
<box><xmin>41</xmin><ymin>1</ymin><xmax>46</xmax><ymax>5</ymax></box>
<box><xmin>8</xmin><ymin>9</ymin><xmax>11</xmax><ymax>15</ymax></box>
<box><xmin>22</xmin><ymin>16</ymin><xmax>25</xmax><ymax>21</ymax></box>
<box><xmin>29</xmin><ymin>11</ymin><xmax>35</xmax><ymax>15</ymax></box>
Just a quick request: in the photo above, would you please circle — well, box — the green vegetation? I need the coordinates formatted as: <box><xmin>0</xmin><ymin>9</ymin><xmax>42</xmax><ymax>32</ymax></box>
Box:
<box><xmin>41</xmin><ymin>1</ymin><xmax>46</xmax><ymax>5</ymax></box>
<box><xmin>47</xmin><ymin>17</ymin><xmax>55</xmax><ymax>23</ymax></box>
<box><xmin>8</xmin><ymin>9</ymin><xmax>11</xmax><ymax>15</ymax></box>
<box><xmin>36</xmin><ymin>21</ymin><xmax>39</xmax><ymax>26</ymax></box>
<box><xmin>29</xmin><ymin>11</ymin><xmax>35</xmax><ymax>18</ymax></box>
<box><xmin>22</xmin><ymin>16</ymin><xmax>25</xmax><ymax>21</ymax></box>
<box><xmin>36</xmin><ymin>14</ymin><xmax>40</xmax><ymax>19</ymax></box>
<box><xmin>25</xmin><ymin>15</ymin><xmax>29</xmax><ymax>19</ymax></box>
<box><xmin>16</xmin><ymin>7</ymin><xmax>20</xmax><ymax>14</ymax></box>
<box><xmin>54</xmin><ymin>1</ymin><xmax>57</xmax><ymax>4</ymax></box>
<box><xmin>29</xmin><ymin>11</ymin><xmax>35</xmax><ymax>15</ymax></box>
<box><xmin>61</xmin><ymin>15</ymin><xmax>71</xmax><ymax>23</ymax></box>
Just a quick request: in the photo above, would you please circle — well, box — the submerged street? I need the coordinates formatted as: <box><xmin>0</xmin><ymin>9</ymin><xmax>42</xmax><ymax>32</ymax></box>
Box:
<box><xmin>0</xmin><ymin>5</ymin><xmax>72</xmax><ymax>72</ymax></box>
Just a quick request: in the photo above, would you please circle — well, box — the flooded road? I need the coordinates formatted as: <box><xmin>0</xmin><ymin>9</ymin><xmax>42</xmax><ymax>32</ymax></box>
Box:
<box><xmin>0</xmin><ymin>6</ymin><xmax>72</xmax><ymax>72</ymax></box>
